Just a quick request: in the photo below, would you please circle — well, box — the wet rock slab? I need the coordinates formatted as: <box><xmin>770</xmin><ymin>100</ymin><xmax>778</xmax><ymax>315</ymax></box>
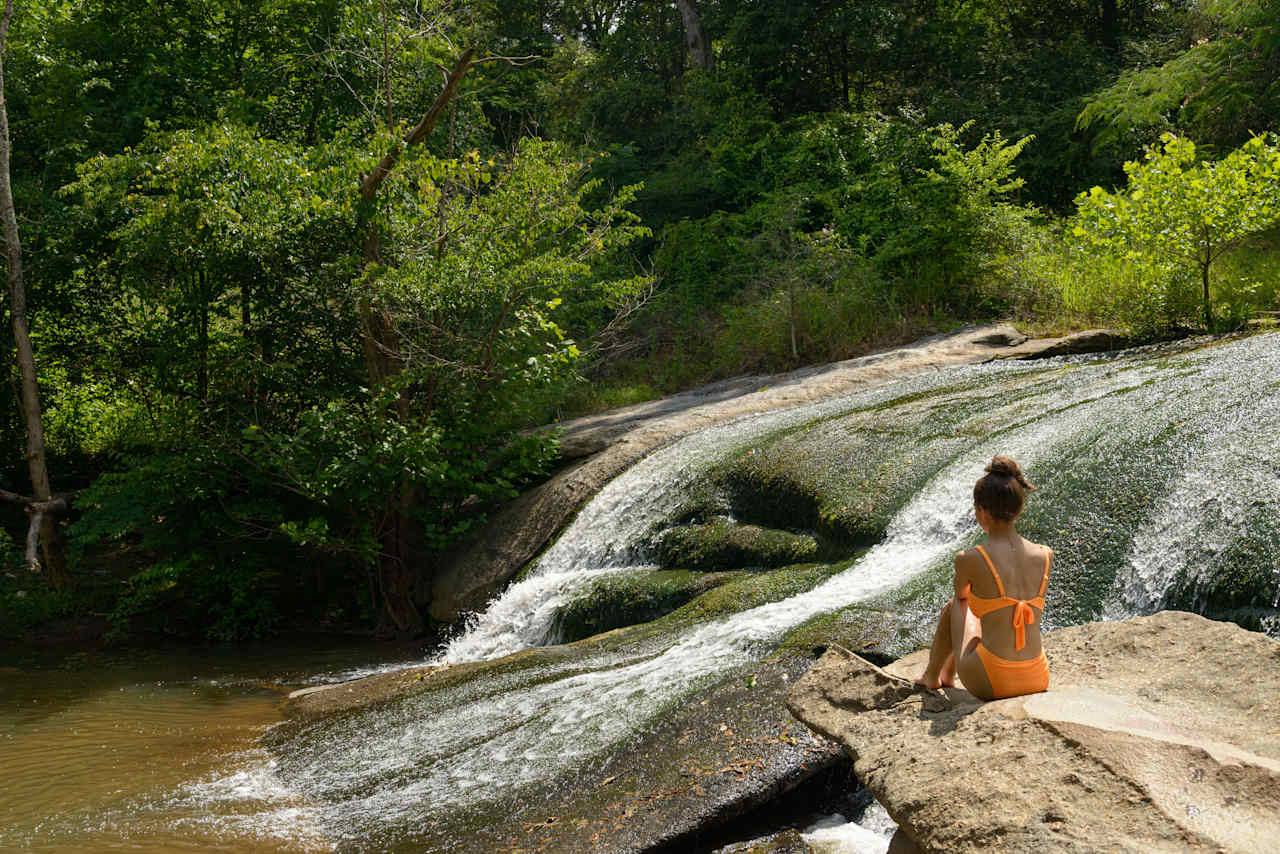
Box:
<box><xmin>431</xmin><ymin>323</ymin><xmax>1078</xmax><ymax>622</ymax></box>
<box><xmin>787</xmin><ymin>611</ymin><xmax>1280</xmax><ymax>853</ymax></box>
<box><xmin>459</xmin><ymin>656</ymin><xmax>842</xmax><ymax>854</ymax></box>
<box><xmin>710</xmin><ymin>828</ymin><xmax>814</xmax><ymax>854</ymax></box>
<box><xmin>271</xmin><ymin>650</ymin><xmax>844</xmax><ymax>854</ymax></box>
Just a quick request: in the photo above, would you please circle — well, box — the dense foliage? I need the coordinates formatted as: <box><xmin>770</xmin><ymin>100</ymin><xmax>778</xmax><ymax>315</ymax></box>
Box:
<box><xmin>3</xmin><ymin>0</ymin><xmax>1279</xmax><ymax>641</ymax></box>
<box><xmin>1070</xmin><ymin>134</ymin><xmax>1280</xmax><ymax>331</ymax></box>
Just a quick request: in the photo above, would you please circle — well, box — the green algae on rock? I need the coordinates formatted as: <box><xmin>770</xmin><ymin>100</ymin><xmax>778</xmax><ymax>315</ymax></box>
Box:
<box><xmin>658</xmin><ymin>519</ymin><xmax>821</xmax><ymax>570</ymax></box>
<box><xmin>551</xmin><ymin>569</ymin><xmax>746</xmax><ymax>643</ymax></box>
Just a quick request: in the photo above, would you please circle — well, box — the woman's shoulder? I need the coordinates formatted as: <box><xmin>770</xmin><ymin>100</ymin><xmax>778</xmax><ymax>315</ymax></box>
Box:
<box><xmin>1022</xmin><ymin>539</ymin><xmax>1053</xmax><ymax>562</ymax></box>
<box><xmin>953</xmin><ymin>546</ymin><xmax>988</xmax><ymax>578</ymax></box>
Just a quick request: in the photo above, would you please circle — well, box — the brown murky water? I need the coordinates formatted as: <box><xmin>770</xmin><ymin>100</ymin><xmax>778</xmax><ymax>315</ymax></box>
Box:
<box><xmin>0</xmin><ymin>642</ymin><xmax>421</xmax><ymax>852</ymax></box>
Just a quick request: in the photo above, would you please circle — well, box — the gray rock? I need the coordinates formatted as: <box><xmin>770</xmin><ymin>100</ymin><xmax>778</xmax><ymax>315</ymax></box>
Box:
<box><xmin>787</xmin><ymin>611</ymin><xmax>1280</xmax><ymax>853</ymax></box>
<box><xmin>712</xmin><ymin>828</ymin><xmax>815</xmax><ymax>853</ymax></box>
<box><xmin>275</xmin><ymin>651</ymin><xmax>844</xmax><ymax>853</ymax></box>
<box><xmin>997</xmin><ymin>328</ymin><xmax>1136</xmax><ymax>360</ymax></box>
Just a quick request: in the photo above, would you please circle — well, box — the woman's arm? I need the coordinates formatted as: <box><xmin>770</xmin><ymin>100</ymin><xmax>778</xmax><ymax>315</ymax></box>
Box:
<box><xmin>953</xmin><ymin>551</ymin><xmax>973</xmax><ymax>601</ymax></box>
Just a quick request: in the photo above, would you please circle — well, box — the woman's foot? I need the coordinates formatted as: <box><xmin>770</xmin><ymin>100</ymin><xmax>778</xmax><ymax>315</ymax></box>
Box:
<box><xmin>915</xmin><ymin>660</ymin><xmax>956</xmax><ymax>690</ymax></box>
<box><xmin>914</xmin><ymin>670</ymin><xmax>947</xmax><ymax>690</ymax></box>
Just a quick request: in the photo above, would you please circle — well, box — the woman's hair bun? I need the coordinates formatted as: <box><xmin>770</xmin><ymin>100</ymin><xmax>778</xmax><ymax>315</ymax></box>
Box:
<box><xmin>986</xmin><ymin>455</ymin><xmax>1034</xmax><ymax>491</ymax></box>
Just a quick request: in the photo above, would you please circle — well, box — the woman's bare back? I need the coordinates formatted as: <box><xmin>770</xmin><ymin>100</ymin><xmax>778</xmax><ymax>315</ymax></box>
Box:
<box><xmin>959</xmin><ymin>535</ymin><xmax>1051</xmax><ymax>660</ymax></box>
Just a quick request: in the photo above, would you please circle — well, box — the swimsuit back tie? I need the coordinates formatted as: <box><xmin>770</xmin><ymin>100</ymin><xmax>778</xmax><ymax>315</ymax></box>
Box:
<box><xmin>968</xmin><ymin>545</ymin><xmax>1049</xmax><ymax>651</ymax></box>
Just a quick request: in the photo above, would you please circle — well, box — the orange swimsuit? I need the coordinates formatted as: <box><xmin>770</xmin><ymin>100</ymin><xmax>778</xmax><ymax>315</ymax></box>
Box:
<box><xmin>966</xmin><ymin>545</ymin><xmax>1050</xmax><ymax>699</ymax></box>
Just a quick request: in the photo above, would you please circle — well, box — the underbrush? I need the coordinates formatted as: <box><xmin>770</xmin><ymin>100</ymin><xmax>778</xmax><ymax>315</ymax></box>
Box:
<box><xmin>559</xmin><ymin>224</ymin><xmax>1280</xmax><ymax>421</ymax></box>
<box><xmin>558</xmin><ymin>276</ymin><xmax>980</xmax><ymax>419</ymax></box>
<box><xmin>1002</xmin><ymin>227</ymin><xmax>1280</xmax><ymax>335</ymax></box>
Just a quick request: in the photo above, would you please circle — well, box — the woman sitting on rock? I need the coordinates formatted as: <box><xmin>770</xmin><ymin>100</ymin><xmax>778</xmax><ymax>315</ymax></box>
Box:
<box><xmin>916</xmin><ymin>455</ymin><xmax>1050</xmax><ymax>700</ymax></box>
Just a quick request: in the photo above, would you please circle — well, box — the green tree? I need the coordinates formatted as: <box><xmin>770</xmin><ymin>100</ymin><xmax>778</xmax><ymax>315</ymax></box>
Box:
<box><xmin>1071</xmin><ymin>133</ymin><xmax>1280</xmax><ymax>330</ymax></box>
<box><xmin>64</xmin><ymin>124</ymin><xmax>649</xmax><ymax>639</ymax></box>
<box><xmin>63</xmin><ymin>123</ymin><xmax>362</xmax><ymax>417</ymax></box>
<box><xmin>1</xmin><ymin>0</ymin><xmax>72</xmax><ymax>587</ymax></box>
<box><xmin>1078</xmin><ymin>0</ymin><xmax>1280</xmax><ymax>152</ymax></box>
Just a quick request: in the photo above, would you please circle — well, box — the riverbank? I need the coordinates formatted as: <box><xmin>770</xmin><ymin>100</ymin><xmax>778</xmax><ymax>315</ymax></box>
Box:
<box><xmin>0</xmin><ymin>636</ymin><xmax>437</xmax><ymax>854</ymax></box>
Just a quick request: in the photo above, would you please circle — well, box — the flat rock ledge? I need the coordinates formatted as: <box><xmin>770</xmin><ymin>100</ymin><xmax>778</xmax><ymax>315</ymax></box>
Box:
<box><xmin>787</xmin><ymin>611</ymin><xmax>1280</xmax><ymax>853</ymax></box>
<box><xmin>431</xmin><ymin>324</ymin><xmax>1139</xmax><ymax>621</ymax></box>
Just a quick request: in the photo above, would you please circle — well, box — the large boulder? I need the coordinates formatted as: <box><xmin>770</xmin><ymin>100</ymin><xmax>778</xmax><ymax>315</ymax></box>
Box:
<box><xmin>787</xmin><ymin>611</ymin><xmax>1280</xmax><ymax>853</ymax></box>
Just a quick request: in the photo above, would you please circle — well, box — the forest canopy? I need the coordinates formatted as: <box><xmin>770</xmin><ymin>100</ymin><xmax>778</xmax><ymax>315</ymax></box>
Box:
<box><xmin>3</xmin><ymin>0</ymin><xmax>1279</xmax><ymax>641</ymax></box>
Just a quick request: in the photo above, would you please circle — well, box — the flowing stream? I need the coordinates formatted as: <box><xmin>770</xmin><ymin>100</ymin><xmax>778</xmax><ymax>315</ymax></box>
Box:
<box><xmin>6</xmin><ymin>331</ymin><xmax>1279</xmax><ymax>852</ymax></box>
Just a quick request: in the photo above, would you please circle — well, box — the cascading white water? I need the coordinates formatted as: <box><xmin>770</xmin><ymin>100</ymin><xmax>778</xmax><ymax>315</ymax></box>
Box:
<box><xmin>435</xmin><ymin>365</ymin><xmax>1033</xmax><ymax>664</ymax></box>
<box><xmin>438</xmin><ymin>338</ymin><xmax>1200</xmax><ymax>666</ymax></box>
<box><xmin>207</xmin><ymin>355</ymin><xmax>1176</xmax><ymax>847</ymax></box>
<box><xmin>1104</xmin><ymin>339</ymin><xmax>1280</xmax><ymax>620</ymax></box>
<box><xmin>240</xmin><ymin>337</ymin><xmax>1278</xmax><ymax>843</ymax></box>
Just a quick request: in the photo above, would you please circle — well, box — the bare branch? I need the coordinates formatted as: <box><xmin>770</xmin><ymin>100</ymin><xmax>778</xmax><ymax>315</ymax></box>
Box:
<box><xmin>0</xmin><ymin>487</ymin><xmax>32</xmax><ymax>504</ymax></box>
<box><xmin>321</xmin><ymin>55</ymin><xmax>379</xmax><ymax>129</ymax></box>
<box><xmin>2</xmin><ymin>487</ymin><xmax>73</xmax><ymax>512</ymax></box>
<box><xmin>579</xmin><ymin>276</ymin><xmax>657</xmax><ymax>361</ymax></box>
<box><xmin>360</xmin><ymin>48</ymin><xmax>476</xmax><ymax>202</ymax></box>
<box><xmin>25</xmin><ymin>508</ymin><xmax>41</xmax><ymax>571</ymax></box>
<box><xmin>470</xmin><ymin>54</ymin><xmax>541</xmax><ymax>67</ymax></box>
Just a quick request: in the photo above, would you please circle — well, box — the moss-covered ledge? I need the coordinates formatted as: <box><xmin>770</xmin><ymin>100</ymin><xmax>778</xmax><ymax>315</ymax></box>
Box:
<box><xmin>551</xmin><ymin>569</ymin><xmax>746</xmax><ymax>642</ymax></box>
<box><xmin>658</xmin><ymin>518</ymin><xmax>823</xmax><ymax>570</ymax></box>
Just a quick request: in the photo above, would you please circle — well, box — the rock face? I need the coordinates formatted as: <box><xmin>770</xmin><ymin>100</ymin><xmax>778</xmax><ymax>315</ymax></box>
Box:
<box><xmin>787</xmin><ymin>611</ymin><xmax>1280</xmax><ymax>853</ymax></box>
<box><xmin>431</xmin><ymin>323</ymin><xmax>1150</xmax><ymax>622</ymax></box>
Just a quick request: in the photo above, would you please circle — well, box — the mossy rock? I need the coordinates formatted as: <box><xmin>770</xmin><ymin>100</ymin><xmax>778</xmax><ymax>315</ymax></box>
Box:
<box><xmin>551</xmin><ymin>569</ymin><xmax>745</xmax><ymax>643</ymax></box>
<box><xmin>713</xmin><ymin>829</ymin><xmax>813</xmax><ymax>853</ymax></box>
<box><xmin>658</xmin><ymin>518</ymin><xmax>822</xmax><ymax>570</ymax></box>
<box><xmin>776</xmin><ymin>552</ymin><xmax>956</xmax><ymax>663</ymax></box>
<box><xmin>714</xmin><ymin>408</ymin><xmax>964</xmax><ymax>548</ymax></box>
<box><xmin>776</xmin><ymin>605</ymin><xmax>908</xmax><ymax>663</ymax></box>
<box><xmin>670</xmin><ymin>562</ymin><xmax>848</xmax><ymax>624</ymax></box>
<box><xmin>662</xmin><ymin>370</ymin><xmax>1065</xmax><ymax>556</ymax></box>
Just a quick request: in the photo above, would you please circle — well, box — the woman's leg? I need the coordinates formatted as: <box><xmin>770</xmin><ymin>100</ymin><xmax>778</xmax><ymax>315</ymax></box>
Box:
<box><xmin>952</xmin><ymin>603</ymin><xmax>994</xmax><ymax>700</ymax></box>
<box><xmin>916</xmin><ymin>598</ymin><xmax>959</xmax><ymax>689</ymax></box>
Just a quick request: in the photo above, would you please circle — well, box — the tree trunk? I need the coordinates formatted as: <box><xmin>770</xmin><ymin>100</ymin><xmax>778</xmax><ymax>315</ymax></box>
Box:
<box><xmin>1201</xmin><ymin>260</ymin><xmax>1213</xmax><ymax>331</ymax></box>
<box><xmin>241</xmin><ymin>279</ymin><xmax>251</xmax><ymax>336</ymax></box>
<box><xmin>1099</xmin><ymin>0</ymin><xmax>1119</xmax><ymax>53</ymax></box>
<box><xmin>357</xmin><ymin>49</ymin><xmax>475</xmax><ymax>638</ymax></box>
<box><xmin>674</xmin><ymin>0</ymin><xmax>713</xmax><ymax>71</ymax></box>
<box><xmin>197</xmin><ymin>271</ymin><xmax>209</xmax><ymax>401</ymax></box>
<box><xmin>839</xmin><ymin>38</ymin><xmax>850</xmax><ymax>109</ymax></box>
<box><xmin>0</xmin><ymin>0</ymin><xmax>71</xmax><ymax>588</ymax></box>
<box><xmin>788</xmin><ymin>275</ymin><xmax>798</xmax><ymax>360</ymax></box>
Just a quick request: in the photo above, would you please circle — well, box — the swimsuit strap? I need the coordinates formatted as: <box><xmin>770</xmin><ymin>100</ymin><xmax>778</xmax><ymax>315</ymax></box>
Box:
<box><xmin>973</xmin><ymin>545</ymin><xmax>1007</xmax><ymax>596</ymax></box>
<box><xmin>1037</xmin><ymin>547</ymin><xmax>1051</xmax><ymax>597</ymax></box>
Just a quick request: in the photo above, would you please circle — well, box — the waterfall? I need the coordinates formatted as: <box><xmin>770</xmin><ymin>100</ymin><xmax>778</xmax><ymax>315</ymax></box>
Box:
<box><xmin>1104</xmin><ymin>342</ymin><xmax>1280</xmax><ymax>621</ymax></box>
<box><xmin>434</xmin><ymin>368</ymin><xmax>1001</xmax><ymax>664</ymax></box>
<box><xmin>242</xmin><ymin>352</ymin><xmax>1171</xmax><ymax>845</ymax></box>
